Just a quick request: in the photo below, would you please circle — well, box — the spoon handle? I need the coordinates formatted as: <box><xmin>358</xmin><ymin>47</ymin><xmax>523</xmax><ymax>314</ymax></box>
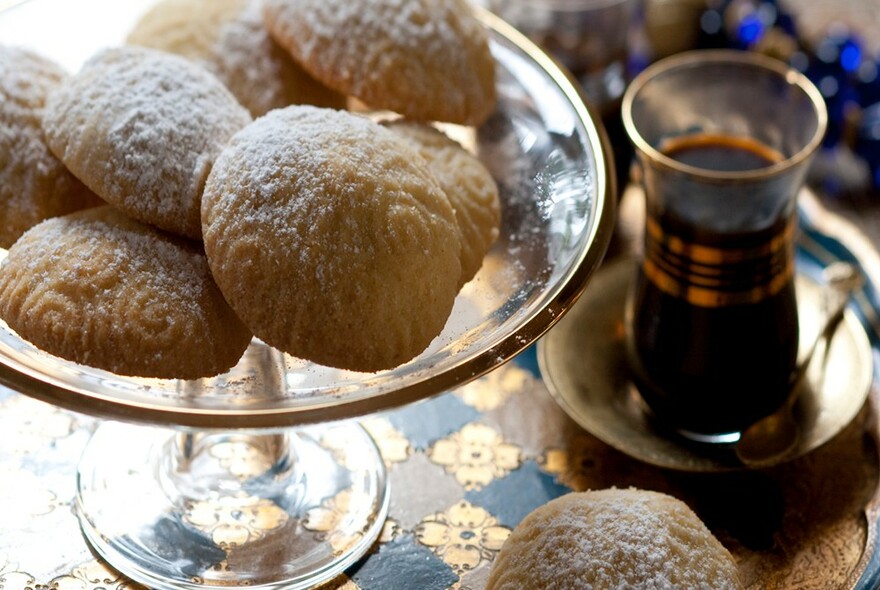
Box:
<box><xmin>793</xmin><ymin>262</ymin><xmax>864</xmax><ymax>390</ymax></box>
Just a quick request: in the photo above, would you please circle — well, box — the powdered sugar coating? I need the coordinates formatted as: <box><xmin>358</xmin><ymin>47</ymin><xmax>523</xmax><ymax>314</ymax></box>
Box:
<box><xmin>487</xmin><ymin>489</ymin><xmax>743</xmax><ymax>590</ymax></box>
<box><xmin>0</xmin><ymin>45</ymin><xmax>103</xmax><ymax>248</ymax></box>
<box><xmin>0</xmin><ymin>206</ymin><xmax>252</xmax><ymax>379</ymax></box>
<box><xmin>263</xmin><ymin>0</ymin><xmax>496</xmax><ymax>125</ymax></box>
<box><xmin>384</xmin><ymin>120</ymin><xmax>500</xmax><ymax>287</ymax></box>
<box><xmin>42</xmin><ymin>46</ymin><xmax>252</xmax><ymax>239</ymax></box>
<box><xmin>127</xmin><ymin>0</ymin><xmax>345</xmax><ymax>117</ymax></box>
<box><xmin>202</xmin><ymin>105</ymin><xmax>462</xmax><ymax>372</ymax></box>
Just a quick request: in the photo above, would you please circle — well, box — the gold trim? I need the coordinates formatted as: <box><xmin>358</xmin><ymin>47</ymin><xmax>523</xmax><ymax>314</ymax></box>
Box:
<box><xmin>643</xmin><ymin>256</ymin><xmax>795</xmax><ymax>307</ymax></box>
<box><xmin>621</xmin><ymin>49</ymin><xmax>827</xmax><ymax>182</ymax></box>
<box><xmin>642</xmin><ymin>212</ymin><xmax>796</xmax><ymax>306</ymax></box>
<box><xmin>645</xmin><ymin>216</ymin><xmax>795</xmax><ymax>265</ymax></box>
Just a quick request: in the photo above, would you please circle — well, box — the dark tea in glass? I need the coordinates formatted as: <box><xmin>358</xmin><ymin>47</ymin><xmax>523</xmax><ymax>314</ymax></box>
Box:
<box><xmin>621</xmin><ymin>50</ymin><xmax>827</xmax><ymax>440</ymax></box>
<box><xmin>626</xmin><ymin>133</ymin><xmax>799</xmax><ymax>436</ymax></box>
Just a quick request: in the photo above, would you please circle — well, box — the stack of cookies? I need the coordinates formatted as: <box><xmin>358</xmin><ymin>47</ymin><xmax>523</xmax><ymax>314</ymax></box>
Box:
<box><xmin>0</xmin><ymin>0</ymin><xmax>500</xmax><ymax>379</ymax></box>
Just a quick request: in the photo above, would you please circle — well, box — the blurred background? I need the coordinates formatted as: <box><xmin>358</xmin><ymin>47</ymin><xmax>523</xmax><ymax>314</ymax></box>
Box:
<box><xmin>481</xmin><ymin>0</ymin><xmax>880</xmax><ymax>243</ymax></box>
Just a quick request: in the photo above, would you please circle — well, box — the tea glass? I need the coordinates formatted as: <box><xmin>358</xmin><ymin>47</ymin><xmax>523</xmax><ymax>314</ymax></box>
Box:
<box><xmin>621</xmin><ymin>50</ymin><xmax>827</xmax><ymax>443</ymax></box>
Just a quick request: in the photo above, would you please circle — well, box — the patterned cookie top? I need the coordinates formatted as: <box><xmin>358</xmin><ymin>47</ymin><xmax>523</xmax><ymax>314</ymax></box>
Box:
<box><xmin>384</xmin><ymin>120</ymin><xmax>500</xmax><ymax>287</ymax></box>
<box><xmin>487</xmin><ymin>488</ymin><xmax>743</xmax><ymax>590</ymax></box>
<box><xmin>0</xmin><ymin>206</ymin><xmax>252</xmax><ymax>379</ymax></box>
<box><xmin>1</xmin><ymin>45</ymin><xmax>67</xmax><ymax>112</ymax></box>
<box><xmin>127</xmin><ymin>0</ymin><xmax>344</xmax><ymax>117</ymax></box>
<box><xmin>263</xmin><ymin>0</ymin><xmax>496</xmax><ymax>125</ymax></box>
<box><xmin>0</xmin><ymin>45</ymin><xmax>102</xmax><ymax>248</ymax></box>
<box><xmin>202</xmin><ymin>106</ymin><xmax>463</xmax><ymax>372</ymax></box>
<box><xmin>42</xmin><ymin>45</ymin><xmax>251</xmax><ymax>239</ymax></box>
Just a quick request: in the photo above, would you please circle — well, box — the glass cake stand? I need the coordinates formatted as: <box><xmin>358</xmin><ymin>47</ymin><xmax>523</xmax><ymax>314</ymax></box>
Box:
<box><xmin>0</xmin><ymin>2</ymin><xmax>615</xmax><ymax>589</ymax></box>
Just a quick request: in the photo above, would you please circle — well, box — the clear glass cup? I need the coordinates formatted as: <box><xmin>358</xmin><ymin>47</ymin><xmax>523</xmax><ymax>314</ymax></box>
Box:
<box><xmin>621</xmin><ymin>50</ymin><xmax>827</xmax><ymax>442</ymax></box>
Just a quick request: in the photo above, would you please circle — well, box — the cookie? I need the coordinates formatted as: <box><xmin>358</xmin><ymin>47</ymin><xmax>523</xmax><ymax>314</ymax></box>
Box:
<box><xmin>263</xmin><ymin>0</ymin><xmax>496</xmax><ymax>125</ymax></box>
<box><xmin>42</xmin><ymin>45</ymin><xmax>252</xmax><ymax>239</ymax></box>
<box><xmin>201</xmin><ymin>105</ymin><xmax>462</xmax><ymax>372</ymax></box>
<box><xmin>127</xmin><ymin>0</ymin><xmax>345</xmax><ymax>117</ymax></box>
<box><xmin>0</xmin><ymin>206</ymin><xmax>252</xmax><ymax>379</ymax></box>
<box><xmin>0</xmin><ymin>45</ymin><xmax>103</xmax><ymax>249</ymax></box>
<box><xmin>384</xmin><ymin>120</ymin><xmax>500</xmax><ymax>286</ymax></box>
<box><xmin>487</xmin><ymin>489</ymin><xmax>743</xmax><ymax>590</ymax></box>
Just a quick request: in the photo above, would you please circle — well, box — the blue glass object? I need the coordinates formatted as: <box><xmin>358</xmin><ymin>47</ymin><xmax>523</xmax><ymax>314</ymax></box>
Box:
<box><xmin>840</xmin><ymin>39</ymin><xmax>862</xmax><ymax>73</ymax></box>
<box><xmin>736</xmin><ymin>13</ymin><xmax>764</xmax><ymax>46</ymax></box>
<box><xmin>691</xmin><ymin>0</ymin><xmax>880</xmax><ymax>197</ymax></box>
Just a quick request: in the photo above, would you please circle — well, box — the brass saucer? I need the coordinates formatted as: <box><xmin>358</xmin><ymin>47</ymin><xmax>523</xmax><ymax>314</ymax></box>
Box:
<box><xmin>538</xmin><ymin>258</ymin><xmax>874</xmax><ymax>472</ymax></box>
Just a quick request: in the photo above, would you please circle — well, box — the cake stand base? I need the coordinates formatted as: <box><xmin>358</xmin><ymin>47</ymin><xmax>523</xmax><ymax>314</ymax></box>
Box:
<box><xmin>76</xmin><ymin>421</ymin><xmax>388</xmax><ymax>590</ymax></box>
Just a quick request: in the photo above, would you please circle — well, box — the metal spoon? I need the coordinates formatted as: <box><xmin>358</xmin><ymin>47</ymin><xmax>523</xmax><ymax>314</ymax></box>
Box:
<box><xmin>735</xmin><ymin>262</ymin><xmax>863</xmax><ymax>468</ymax></box>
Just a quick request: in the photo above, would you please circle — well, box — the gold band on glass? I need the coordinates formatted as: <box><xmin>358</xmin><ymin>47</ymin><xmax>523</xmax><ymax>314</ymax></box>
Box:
<box><xmin>643</xmin><ymin>217</ymin><xmax>796</xmax><ymax>307</ymax></box>
<box><xmin>643</xmin><ymin>257</ymin><xmax>795</xmax><ymax>306</ymax></box>
<box><xmin>645</xmin><ymin>217</ymin><xmax>795</xmax><ymax>265</ymax></box>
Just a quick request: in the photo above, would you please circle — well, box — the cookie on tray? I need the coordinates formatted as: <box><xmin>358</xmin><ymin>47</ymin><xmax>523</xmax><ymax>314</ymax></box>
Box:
<box><xmin>201</xmin><ymin>105</ymin><xmax>462</xmax><ymax>372</ymax></box>
<box><xmin>0</xmin><ymin>45</ymin><xmax>103</xmax><ymax>249</ymax></box>
<box><xmin>127</xmin><ymin>0</ymin><xmax>345</xmax><ymax>117</ymax></box>
<box><xmin>384</xmin><ymin>120</ymin><xmax>500</xmax><ymax>286</ymax></box>
<box><xmin>487</xmin><ymin>488</ymin><xmax>743</xmax><ymax>590</ymax></box>
<box><xmin>262</xmin><ymin>0</ymin><xmax>496</xmax><ymax>125</ymax></box>
<box><xmin>42</xmin><ymin>45</ymin><xmax>252</xmax><ymax>240</ymax></box>
<box><xmin>0</xmin><ymin>206</ymin><xmax>252</xmax><ymax>379</ymax></box>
